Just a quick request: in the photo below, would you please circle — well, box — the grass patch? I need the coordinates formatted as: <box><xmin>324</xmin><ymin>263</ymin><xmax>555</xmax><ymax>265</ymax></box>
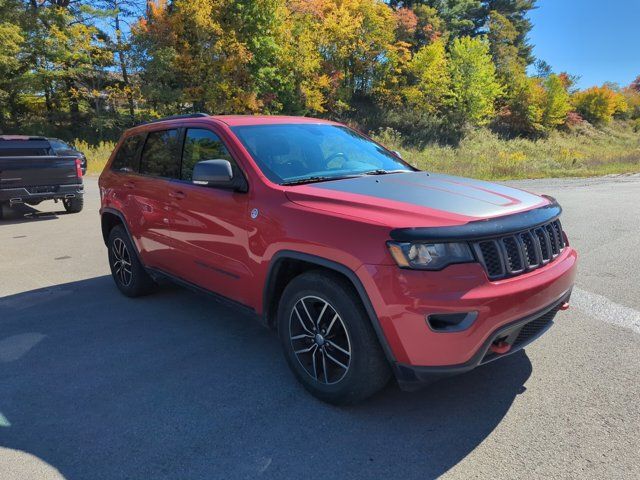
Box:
<box><xmin>373</xmin><ymin>121</ymin><xmax>640</xmax><ymax>180</ymax></box>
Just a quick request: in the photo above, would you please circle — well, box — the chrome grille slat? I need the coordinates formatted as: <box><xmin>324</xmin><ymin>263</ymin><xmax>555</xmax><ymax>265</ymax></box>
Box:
<box><xmin>473</xmin><ymin>219</ymin><xmax>565</xmax><ymax>280</ymax></box>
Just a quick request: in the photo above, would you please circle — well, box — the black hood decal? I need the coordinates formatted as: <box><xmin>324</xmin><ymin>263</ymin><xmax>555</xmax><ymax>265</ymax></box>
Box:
<box><xmin>310</xmin><ymin>172</ymin><xmax>545</xmax><ymax>218</ymax></box>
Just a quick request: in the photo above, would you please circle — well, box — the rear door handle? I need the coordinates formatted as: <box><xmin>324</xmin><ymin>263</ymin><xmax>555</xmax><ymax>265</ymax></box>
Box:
<box><xmin>169</xmin><ymin>190</ymin><xmax>185</xmax><ymax>200</ymax></box>
<box><xmin>123</xmin><ymin>182</ymin><xmax>135</xmax><ymax>189</ymax></box>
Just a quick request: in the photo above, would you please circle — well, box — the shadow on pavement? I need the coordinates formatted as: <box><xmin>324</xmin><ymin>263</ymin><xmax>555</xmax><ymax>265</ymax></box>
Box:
<box><xmin>0</xmin><ymin>276</ymin><xmax>532</xmax><ymax>480</ymax></box>
<box><xmin>0</xmin><ymin>202</ymin><xmax>66</xmax><ymax>225</ymax></box>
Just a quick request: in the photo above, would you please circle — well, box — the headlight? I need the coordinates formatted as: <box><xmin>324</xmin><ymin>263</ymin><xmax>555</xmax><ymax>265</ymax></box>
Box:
<box><xmin>387</xmin><ymin>242</ymin><xmax>474</xmax><ymax>270</ymax></box>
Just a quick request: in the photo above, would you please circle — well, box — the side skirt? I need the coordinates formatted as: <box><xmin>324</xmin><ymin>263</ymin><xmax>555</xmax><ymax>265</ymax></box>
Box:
<box><xmin>146</xmin><ymin>267</ymin><xmax>261</xmax><ymax>322</ymax></box>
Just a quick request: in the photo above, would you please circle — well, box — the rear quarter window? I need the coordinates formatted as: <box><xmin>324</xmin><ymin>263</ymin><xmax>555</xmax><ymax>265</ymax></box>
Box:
<box><xmin>111</xmin><ymin>134</ymin><xmax>144</xmax><ymax>172</ymax></box>
<box><xmin>139</xmin><ymin>129</ymin><xmax>181</xmax><ymax>178</ymax></box>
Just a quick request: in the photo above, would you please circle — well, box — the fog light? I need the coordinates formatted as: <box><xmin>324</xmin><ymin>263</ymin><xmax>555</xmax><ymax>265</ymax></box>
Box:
<box><xmin>427</xmin><ymin>312</ymin><xmax>478</xmax><ymax>332</ymax></box>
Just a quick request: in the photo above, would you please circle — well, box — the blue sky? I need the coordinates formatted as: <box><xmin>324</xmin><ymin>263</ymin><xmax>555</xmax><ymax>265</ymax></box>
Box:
<box><xmin>528</xmin><ymin>0</ymin><xmax>640</xmax><ymax>88</ymax></box>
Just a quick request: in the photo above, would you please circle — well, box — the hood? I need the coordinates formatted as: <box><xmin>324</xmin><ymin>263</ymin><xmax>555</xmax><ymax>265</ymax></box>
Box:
<box><xmin>285</xmin><ymin>172</ymin><xmax>549</xmax><ymax>228</ymax></box>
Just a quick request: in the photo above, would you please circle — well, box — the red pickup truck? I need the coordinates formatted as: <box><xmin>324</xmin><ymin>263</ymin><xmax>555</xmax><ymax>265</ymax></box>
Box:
<box><xmin>99</xmin><ymin>114</ymin><xmax>577</xmax><ymax>404</ymax></box>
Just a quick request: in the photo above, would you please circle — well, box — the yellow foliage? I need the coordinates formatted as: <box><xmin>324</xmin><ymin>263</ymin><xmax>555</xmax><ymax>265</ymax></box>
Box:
<box><xmin>573</xmin><ymin>86</ymin><xmax>629</xmax><ymax>124</ymax></box>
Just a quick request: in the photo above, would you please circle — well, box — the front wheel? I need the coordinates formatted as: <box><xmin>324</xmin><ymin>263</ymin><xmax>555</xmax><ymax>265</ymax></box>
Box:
<box><xmin>277</xmin><ymin>271</ymin><xmax>391</xmax><ymax>405</ymax></box>
<box><xmin>63</xmin><ymin>194</ymin><xmax>84</xmax><ymax>213</ymax></box>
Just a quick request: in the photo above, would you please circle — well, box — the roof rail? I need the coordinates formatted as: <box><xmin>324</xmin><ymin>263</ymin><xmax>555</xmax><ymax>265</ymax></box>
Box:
<box><xmin>141</xmin><ymin>113</ymin><xmax>210</xmax><ymax>125</ymax></box>
<box><xmin>0</xmin><ymin>135</ymin><xmax>48</xmax><ymax>141</ymax></box>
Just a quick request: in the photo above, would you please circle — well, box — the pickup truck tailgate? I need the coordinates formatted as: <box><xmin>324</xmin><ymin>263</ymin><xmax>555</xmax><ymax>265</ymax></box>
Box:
<box><xmin>0</xmin><ymin>155</ymin><xmax>80</xmax><ymax>189</ymax></box>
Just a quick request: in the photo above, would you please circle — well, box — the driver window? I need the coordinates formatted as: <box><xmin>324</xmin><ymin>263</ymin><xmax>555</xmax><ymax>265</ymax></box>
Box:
<box><xmin>182</xmin><ymin>128</ymin><xmax>235</xmax><ymax>181</ymax></box>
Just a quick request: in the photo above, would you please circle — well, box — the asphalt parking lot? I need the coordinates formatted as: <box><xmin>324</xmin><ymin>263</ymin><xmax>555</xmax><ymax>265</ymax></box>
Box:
<box><xmin>1</xmin><ymin>175</ymin><xmax>639</xmax><ymax>479</ymax></box>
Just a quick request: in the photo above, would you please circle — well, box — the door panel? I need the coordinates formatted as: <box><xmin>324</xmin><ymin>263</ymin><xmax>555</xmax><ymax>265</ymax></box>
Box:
<box><xmin>129</xmin><ymin>176</ymin><xmax>175</xmax><ymax>270</ymax></box>
<box><xmin>168</xmin><ymin>183</ymin><xmax>251</xmax><ymax>303</ymax></box>
<box><xmin>168</xmin><ymin>127</ymin><xmax>253</xmax><ymax>305</ymax></box>
<box><xmin>133</xmin><ymin>128</ymin><xmax>182</xmax><ymax>271</ymax></box>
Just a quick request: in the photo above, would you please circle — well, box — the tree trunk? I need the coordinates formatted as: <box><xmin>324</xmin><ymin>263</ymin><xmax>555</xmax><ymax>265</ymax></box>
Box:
<box><xmin>115</xmin><ymin>12</ymin><xmax>135</xmax><ymax>121</ymax></box>
<box><xmin>65</xmin><ymin>78</ymin><xmax>80</xmax><ymax>128</ymax></box>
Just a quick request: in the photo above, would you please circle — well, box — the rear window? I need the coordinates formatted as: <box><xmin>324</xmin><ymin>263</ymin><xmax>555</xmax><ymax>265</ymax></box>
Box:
<box><xmin>111</xmin><ymin>134</ymin><xmax>144</xmax><ymax>172</ymax></box>
<box><xmin>139</xmin><ymin>129</ymin><xmax>181</xmax><ymax>178</ymax></box>
<box><xmin>0</xmin><ymin>140</ymin><xmax>53</xmax><ymax>157</ymax></box>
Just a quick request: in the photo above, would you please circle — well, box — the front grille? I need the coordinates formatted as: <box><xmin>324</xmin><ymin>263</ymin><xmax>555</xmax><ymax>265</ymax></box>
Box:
<box><xmin>473</xmin><ymin>219</ymin><xmax>565</xmax><ymax>280</ymax></box>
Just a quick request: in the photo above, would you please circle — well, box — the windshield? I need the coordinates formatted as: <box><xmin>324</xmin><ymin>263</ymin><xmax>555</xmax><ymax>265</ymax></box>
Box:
<box><xmin>231</xmin><ymin>124</ymin><xmax>414</xmax><ymax>185</ymax></box>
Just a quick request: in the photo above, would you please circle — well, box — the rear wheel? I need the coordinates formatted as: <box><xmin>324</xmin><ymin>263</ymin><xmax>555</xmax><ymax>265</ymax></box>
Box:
<box><xmin>277</xmin><ymin>271</ymin><xmax>391</xmax><ymax>405</ymax></box>
<box><xmin>107</xmin><ymin>225</ymin><xmax>156</xmax><ymax>297</ymax></box>
<box><xmin>63</xmin><ymin>194</ymin><xmax>84</xmax><ymax>213</ymax></box>
<box><xmin>0</xmin><ymin>202</ymin><xmax>5</xmax><ymax>220</ymax></box>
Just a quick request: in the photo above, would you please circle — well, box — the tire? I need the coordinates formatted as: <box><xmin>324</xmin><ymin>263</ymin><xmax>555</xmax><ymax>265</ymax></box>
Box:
<box><xmin>63</xmin><ymin>194</ymin><xmax>84</xmax><ymax>213</ymax></box>
<box><xmin>107</xmin><ymin>225</ymin><xmax>157</xmax><ymax>297</ymax></box>
<box><xmin>277</xmin><ymin>270</ymin><xmax>391</xmax><ymax>405</ymax></box>
<box><xmin>0</xmin><ymin>202</ymin><xmax>5</xmax><ymax>220</ymax></box>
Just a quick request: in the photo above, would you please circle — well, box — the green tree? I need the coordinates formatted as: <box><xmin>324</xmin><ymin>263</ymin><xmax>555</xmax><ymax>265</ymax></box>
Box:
<box><xmin>541</xmin><ymin>74</ymin><xmax>571</xmax><ymax>128</ymax></box>
<box><xmin>448</xmin><ymin>36</ymin><xmax>502</xmax><ymax>126</ymax></box>
<box><xmin>320</xmin><ymin>0</ymin><xmax>396</xmax><ymax>107</ymax></box>
<box><xmin>402</xmin><ymin>38</ymin><xmax>451</xmax><ymax>113</ymax></box>
<box><xmin>427</xmin><ymin>0</ymin><xmax>485</xmax><ymax>39</ymax></box>
<box><xmin>487</xmin><ymin>10</ymin><xmax>522</xmax><ymax>84</ymax></box>
<box><xmin>0</xmin><ymin>6</ymin><xmax>25</xmax><ymax>129</ymax></box>
<box><xmin>484</xmin><ymin>0</ymin><xmax>536</xmax><ymax>65</ymax></box>
<box><xmin>133</xmin><ymin>0</ymin><xmax>255</xmax><ymax>114</ymax></box>
<box><xmin>93</xmin><ymin>0</ymin><xmax>144</xmax><ymax>120</ymax></box>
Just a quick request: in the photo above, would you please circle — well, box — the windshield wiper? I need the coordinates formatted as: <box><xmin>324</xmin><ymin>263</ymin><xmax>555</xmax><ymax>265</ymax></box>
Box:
<box><xmin>362</xmin><ymin>169</ymin><xmax>409</xmax><ymax>175</ymax></box>
<box><xmin>282</xmin><ymin>170</ymin><xmax>409</xmax><ymax>186</ymax></box>
<box><xmin>282</xmin><ymin>174</ymin><xmax>360</xmax><ymax>186</ymax></box>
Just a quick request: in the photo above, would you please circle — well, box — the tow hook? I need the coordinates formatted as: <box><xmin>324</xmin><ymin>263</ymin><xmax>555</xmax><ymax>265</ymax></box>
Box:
<box><xmin>490</xmin><ymin>340</ymin><xmax>511</xmax><ymax>354</ymax></box>
<box><xmin>559</xmin><ymin>301</ymin><xmax>570</xmax><ymax>311</ymax></box>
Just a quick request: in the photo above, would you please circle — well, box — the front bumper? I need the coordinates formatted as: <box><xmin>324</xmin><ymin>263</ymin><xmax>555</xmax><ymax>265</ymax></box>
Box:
<box><xmin>393</xmin><ymin>290</ymin><xmax>570</xmax><ymax>390</ymax></box>
<box><xmin>357</xmin><ymin>246</ymin><xmax>577</xmax><ymax>384</ymax></box>
<box><xmin>0</xmin><ymin>183</ymin><xmax>83</xmax><ymax>203</ymax></box>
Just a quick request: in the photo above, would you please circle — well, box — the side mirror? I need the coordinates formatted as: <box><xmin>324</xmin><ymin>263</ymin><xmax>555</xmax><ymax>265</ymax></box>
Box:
<box><xmin>192</xmin><ymin>159</ymin><xmax>246</xmax><ymax>191</ymax></box>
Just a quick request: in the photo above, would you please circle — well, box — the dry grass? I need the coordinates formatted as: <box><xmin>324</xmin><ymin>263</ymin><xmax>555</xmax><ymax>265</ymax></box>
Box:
<box><xmin>73</xmin><ymin>139</ymin><xmax>116</xmax><ymax>175</ymax></box>
<box><xmin>374</xmin><ymin>121</ymin><xmax>640</xmax><ymax>180</ymax></box>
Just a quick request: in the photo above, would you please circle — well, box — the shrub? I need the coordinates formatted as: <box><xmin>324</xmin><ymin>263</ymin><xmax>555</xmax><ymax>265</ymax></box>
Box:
<box><xmin>73</xmin><ymin>139</ymin><xmax>116</xmax><ymax>174</ymax></box>
<box><xmin>565</xmin><ymin>111</ymin><xmax>585</xmax><ymax>128</ymax></box>
<box><xmin>573</xmin><ymin>86</ymin><xmax>628</xmax><ymax>124</ymax></box>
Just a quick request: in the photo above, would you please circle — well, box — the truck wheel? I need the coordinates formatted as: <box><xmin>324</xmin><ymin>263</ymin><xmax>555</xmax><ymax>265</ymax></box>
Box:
<box><xmin>277</xmin><ymin>271</ymin><xmax>391</xmax><ymax>405</ymax></box>
<box><xmin>107</xmin><ymin>225</ymin><xmax>157</xmax><ymax>297</ymax></box>
<box><xmin>63</xmin><ymin>194</ymin><xmax>84</xmax><ymax>213</ymax></box>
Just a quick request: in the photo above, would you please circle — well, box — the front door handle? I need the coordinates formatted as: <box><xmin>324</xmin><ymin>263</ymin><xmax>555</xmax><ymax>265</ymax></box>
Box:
<box><xmin>169</xmin><ymin>190</ymin><xmax>185</xmax><ymax>200</ymax></box>
<box><xmin>123</xmin><ymin>182</ymin><xmax>135</xmax><ymax>189</ymax></box>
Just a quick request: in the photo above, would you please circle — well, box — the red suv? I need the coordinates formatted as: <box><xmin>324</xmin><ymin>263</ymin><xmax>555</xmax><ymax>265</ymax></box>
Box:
<box><xmin>99</xmin><ymin>114</ymin><xmax>577</xmax><ymax>404</ymax></box>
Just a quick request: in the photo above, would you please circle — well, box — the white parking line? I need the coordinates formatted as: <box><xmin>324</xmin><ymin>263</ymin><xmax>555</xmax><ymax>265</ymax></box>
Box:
<box><xmin>572</xmin><ymin>287</ymin><xmax>640</xmax><ymax>335</ymax></box>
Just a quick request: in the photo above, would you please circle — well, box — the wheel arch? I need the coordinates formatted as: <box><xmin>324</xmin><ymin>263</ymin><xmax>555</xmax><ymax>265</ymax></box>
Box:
<box><xmin>262</xmin><ymin>250</ymin><xmax>397</xmax><ymax>365</ymax></box>
<box><xmin>101</xmin><ymin>208</ymin><xmax>135</xmax><ymax>248</ymax></box>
